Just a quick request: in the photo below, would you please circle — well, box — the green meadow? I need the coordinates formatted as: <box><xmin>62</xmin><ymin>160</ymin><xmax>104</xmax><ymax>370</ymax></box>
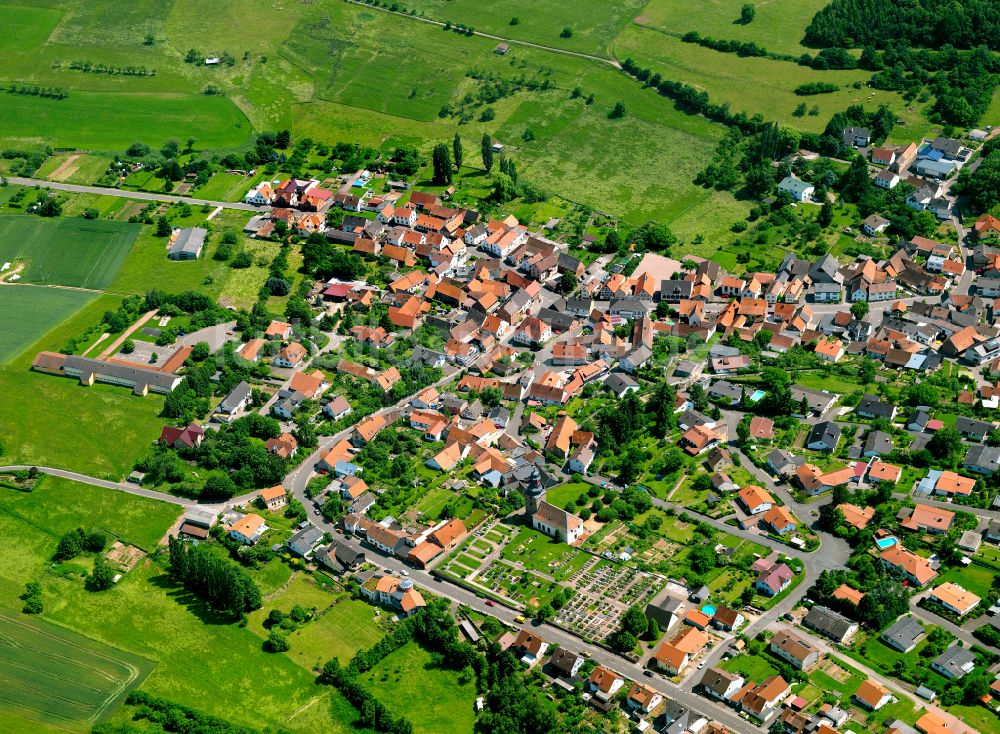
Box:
<box><xmin>0</xmin><ymin>216</ymin><xmax>139</xmax><ymax>289</ymax></box>
<box><xmin>399</xmin><ymin>0</ymin><xmax>646</xmax><ymax>57</ymax></box>
<box><xmin>634</xmin><ymin>0</ymin><xmax>830</xmax><ymax>56</ymax></box>
<box><xmin>0</xmin><ymin>286</ymin><xmax>95</xmax><ymax>363</ymax></box>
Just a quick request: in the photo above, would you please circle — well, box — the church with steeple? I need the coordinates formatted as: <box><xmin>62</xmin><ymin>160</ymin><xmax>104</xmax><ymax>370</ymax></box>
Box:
<box><xmin>522</xmin><ymin>467</ymin><xmax>584</xmax><ymax>544</ymax></box>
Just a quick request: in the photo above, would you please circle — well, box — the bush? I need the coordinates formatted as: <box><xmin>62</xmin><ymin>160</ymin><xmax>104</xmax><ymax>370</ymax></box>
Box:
<box><xmin>267</xmin><ymin>628</ymin><xmax>290</xmax><ymax>652</ymax></box>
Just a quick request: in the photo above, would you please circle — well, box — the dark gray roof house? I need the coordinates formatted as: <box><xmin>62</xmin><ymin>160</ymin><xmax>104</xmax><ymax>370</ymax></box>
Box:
<box><xmin>862</xmin><ymin>430</ymin><xmax>893</xmax><ymax>457</ymax></box>
<box><xmin>879</xmin><ymin>617</ymin><xmax>925</xmax><ymax>653</ymax></box>
<box><xmin>956</xmin><ymin>416</ymin><xmax>993</xmax><ymax>441</ymax></box>
<box><xmin>168</xmin><ymin>227</ymin><xmax>207</xmax><ymax>260</ymax></box>
<box><xmin>708</xmin><ymin>380</ymin><xmax>743</xmax><ymax>403</ymax></box>
<box><xmin>287</xmin><ymin>526</ymin><xmax>324</xmax><ymax>557</ymax></box>
<box><xmin>802</xmin><ymin>605</ymin><xmax>858</xmax><ymax>643</ymax></box>
<box><xmin>218</xmin><ymin>380</ymin><xmax>252</xmax><ymax>415</ymax></box>
<box><xmin>906</xmin><ymin>407</ymin><xmax>930</xmax><ymax>432</ymax></box>
<box><xmin>964</xmin><ymin>444</ymin><xmax>1000</xmax><ymax>475</ymax></box>
<box><xmin>931</xmin><ymin>645</ymin><xmax>976</xmax><ymax>679</ymax></box>
<box><xmin>548</xmin><ymin>646</ymin><xmax>584</xmax><ymax>678</ymax></box>
<box><xmin>604</xmin><ymin>373</ymin><xmax>639</xmax><ymax>397</ymax></box>
<box><xmin>767</xmin><ymin>449</ymin><xmax>804</xmax><ymax>477</ymax></box>
<box><xmin>856</xmin><ymin>394</ymin><xmax>895</xmax><ymax>420</ymax></box>
<box><xmin>807</xmin><ymin>421</ymin><xmax>842</xmax><ymax>452</ymax></box>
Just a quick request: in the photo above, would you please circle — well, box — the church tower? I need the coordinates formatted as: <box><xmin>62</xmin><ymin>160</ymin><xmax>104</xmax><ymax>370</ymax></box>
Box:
<box><xmin>523</xmin><ymin>466</ymin><xmax>545</xmax><ymax>517</ymax></box>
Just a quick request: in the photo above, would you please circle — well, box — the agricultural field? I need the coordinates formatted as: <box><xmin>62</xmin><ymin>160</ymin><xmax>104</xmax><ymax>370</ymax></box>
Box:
<box><xmin>0</xmin><ymin>92</ymin><xmax>251</xmax><ymax>151</ymax></box>
<box><xmin>0</xmin><ymin>478</ymin><xmax>357</xmax><ymax>733</ymax></box>
<box><xmin>634</xmin><ymin>0</ymin><xmax>829</xmax><ymax>56</ymax></box>
<box><xmin>0</xmin><ymin>216</ymin><xmax>139</xmax><ymax>289</ymax></box>
<box><xmin>614</xmin><ymin>27</ymin><xmax>923</xmax><ymax>135</ymax></box>
<box><xmin>360</xmin><ymin>642</ymin><xmax>477</xmax><ymax>734</ymax></box>
<box><xmin>399</xmin><ymin>0</ymin><xmax>646</xmax><ymax>57</ymax></box>
<box><xmin>0</xmin><ymin>476</ymin><xmax>181</xmax><ymax>554</ymax></box>
<box><xmin>0</xmin><ymin>610</ymin><xmax>154</xmax><ymax>733</ymax></box>
<box><xmin>0</xmin><ymin>295</ymin><xmax>167</xmax><ymax>478</ymax></box>
<box><xmin>0</xmin><ymin>286</ymin><xmax>95</xmax><ymax>363</ymax></box>
<box><xmin>34</xmin><ymin>153</ymin><xmax>112</xmax><ymax>184</ymax></box>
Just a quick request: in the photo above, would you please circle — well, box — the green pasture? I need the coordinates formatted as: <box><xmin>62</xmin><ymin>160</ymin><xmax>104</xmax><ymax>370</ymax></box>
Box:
<box><xmin>0</xmin><ymin>216</ymin><xmax>138</xmax><ymax>289</ymax></box>
<box><xmin>633</xmin><ymin>0</ymin><xmax>830</xmax><ymax>56</ymax></box>
<box><xmin>400</xmin><ymin>0</ymin><xmax>646</xmax><ymax>57</ymax></box>
<box><xmin>361</xmin><ymin>642</ymin><xmax>477</xmax><ymax>734</ymax></box>
<box><xmin>0</xmin><ymin>295</ymin><xmax>167</xmax><ymax>478</ymax></box>
<box><xmin>0</xmin><ymin>476</ymin><xmax>180</xmax><ymax>552</ymax></box>
<box><xmin>0</xmin><ymin>91</ymin><xmax>251</xmax><ymax>150</ymax></box>
<box><xmin>615</xmin><ymin>26</ymin><xmax>918</xmax><ymax>135</ymax></box>
<box><xmin>0</xmin><ymin>610</ymin><xmax>154</xmax><ymax>732</ymax></box>
<box><xmin>0</xmin><ymin>286</ymin><xmax>95</xmax><ymax>364</ymax></box>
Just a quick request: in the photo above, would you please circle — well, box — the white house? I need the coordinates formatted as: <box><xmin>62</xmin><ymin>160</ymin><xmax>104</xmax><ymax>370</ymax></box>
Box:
<box><xmin>778</xmin><ymin>176</ymin><xmax>814</xmax><ymax>203</ymax></box>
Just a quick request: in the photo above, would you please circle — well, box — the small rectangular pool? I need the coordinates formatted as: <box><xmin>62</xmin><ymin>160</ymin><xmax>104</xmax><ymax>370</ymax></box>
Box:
<box><xmin>748</xmin><ymin>389</ymin><xmax>766</xmax><ymax>402</ymax></box>
<box><xmin>875</xmin><ymin>537</ymin><xmax>897</xmax><ymax>550</ymax></box>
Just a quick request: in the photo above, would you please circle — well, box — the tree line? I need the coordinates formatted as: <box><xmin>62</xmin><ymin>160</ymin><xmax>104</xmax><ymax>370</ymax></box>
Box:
<box><xmin>167</xmin><ymin>536</ymin><xmax>262</xmax><ymax>616</ymax></box>
<box><xmin>804</xmin><ymin>0</ymin><xmax>1000</xmax><ymax>50</ymax></box>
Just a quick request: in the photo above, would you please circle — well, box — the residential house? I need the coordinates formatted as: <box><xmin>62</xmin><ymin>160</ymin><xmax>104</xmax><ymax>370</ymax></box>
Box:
<box><xmin>854</xmin><ymin>680</ymin><xmax>892</xmax><ymax>711</ymax></box>
<box><xmin>737</xmin><ymin>485</ymin><xmax>774</xmax><ymax>515</ymax></box>
<box><xmin>806</xmin><ymin>421</ymin><xmax>841</xmax><ymax>452</ymax></box>
<box><xmin>699</xmin><ymin>667</ymin><xmax>744</xmax><ymax>703</ymax></box>
<box><xmin>769</xmin><ymin>630</ymin><xmax>820</xmax><ymax>671</ymax></box>
<box><xmin>802</xmin><ymin>605</ymin><xmax>858</xmax><ymax>643</ymax></box>
<box><xmin>879</xmin><ymin>616</ymin><xmax>925</xmax><ymax>653</ymax></box>
<box><xmin>879</xmin><ymin>544</ymin><xmax>938</xmax><ymax>587</ymax></box>
<box><xmin>226</xmin><ymin>513</ymin><xmax>267</xmax><ymax>545</ymax></box>
<box><xmin>257</xmin><ymin>485</ymin><xmax>287</xmax><ymax>511</ymax></box>
<box><xmin>741</xmin><ymin>675</ymin><xmax>790</xmax><ymax>723</ymax></box>
<box><xmin>360</xmin><ymin>575</ymin><xmax>426</xmax><ymax>617</ymax></box>
<box><xmin>931</xmin><ymin>645</ymin><xmax>976</xmax><ymax>679</ymax></box>
<box><xmin>778</xmin><ymin>176</ymin><xmax>814</xmax><ymax>202</ymax></box>
<box><xmin>929</xmin><ymin>582</ymin><xmax>980</xmax><ymax>617</ymax></box>
<box><xmin>626</xmin><ymin>683</ymin><xmax>663</xmax><ymax>715</ymax></box>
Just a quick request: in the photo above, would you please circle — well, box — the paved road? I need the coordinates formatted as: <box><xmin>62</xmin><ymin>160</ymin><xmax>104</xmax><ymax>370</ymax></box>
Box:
<box><xmin>6</xmin><ymin>177</ymin><xmax>266</xmax><ymax>212</ymax></box>
<box><xmin>0</xmin><ymin>465</ymin><xmax>206</xmax><ymax>508</ymax></box>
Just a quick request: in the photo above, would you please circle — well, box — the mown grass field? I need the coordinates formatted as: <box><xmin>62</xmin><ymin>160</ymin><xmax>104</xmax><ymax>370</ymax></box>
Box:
<box><xmin>0</xmin><ymin>475</ymin><xmax>359</xmax><ymax>734</ymax></box>
<box><xmin>634</xmin><ymin>0</ymin><xmax>830</xmax><ymax>56</ymax></box>
<box><xmin>0</xmin><ymin>286</ymin><xmax>95</xmax><ymax>363</ymax></box>
<box><xmin>0</xmin><ymin>91</ymin><xmax>252</xmax><ymax>151</ymax></box>
<box><xmin>0</xmin><ymin>295</ymin><xmax>166</xmax><ymax>478</ymax></box>
<box><xmin>0</xmin><ymin>216</ymin><xmax>139</xmax><ymax>289</ymax></box>
<box><xmin>614</xmin><ymin>26</ymin><xmax>924</xmax><ymax>135</ymax></box>
<box><xmin>399</xmin><ymin>0</ymin><xmax>646</xmax><ymax>57</ymax></box>
<box><xmin>361</xmin><ymin>642</ymin><xmax>477</xmax><ymax>734</ymax></box>
<box><xmin>0</xmin><ymin>610</ymin><xmax>154</xmax><ymax>732</ymax></box>
<box><xmin>0</xmin><ymin>476</ymin><xmax>181</xmax><ymax>551</ymax></box>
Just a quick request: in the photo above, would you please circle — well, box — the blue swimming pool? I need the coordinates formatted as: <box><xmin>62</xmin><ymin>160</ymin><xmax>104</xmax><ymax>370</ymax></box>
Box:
<box><xmin>701</xmin><ymin>605</ymin><xmax>717</xmax><ymax>616</ymax></box>
<box><xmin>875</xmin><ymin>537</ymin><xmax>897</xmax><ymax>550</ymax></box>
<box><xmin>748</xmin><ymin>390</ymin><xmax>766</xmax><ymax>402</ymax></box>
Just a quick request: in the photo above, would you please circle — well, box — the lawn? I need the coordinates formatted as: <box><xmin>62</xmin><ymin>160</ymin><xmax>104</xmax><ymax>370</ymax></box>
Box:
<box><xmin>0</xmin><ymin>476</ymin><xmax>181</xmax><ymax>553</ymax></box>
<box><xmin>194</xmin><ymin>172</ymin><xmax>253</xmax><ymax>201</ymax></box>
<box><xmin>722</xmin><ymin>652</ymin><xmax>778</xmax><ymax>681</ymax></box>
<box><xmin>0</xmin><ymin>609</ymin><xmax>154</xmax><ymax>732</ymax></box>
<box><xmin>0</xmin><ymin>91</ymin><xmax>251</xmax><ymax>151</ymax></box>
<box><xmin>0</xmin><ymin>286</ymin><xmax>95</xmax><ymax>364</ymax></box>
<box><xmin>545</xmin><ymin>481</ymin><xmax>592</xmax><ymax>509</ymax></box>
<box><xmin>0</xmin><ymin>294</ymin><xmax>167</xmax><ymax>478</ymax></box>
<box><xmin>0</xmin><ymin>490</ymin><xmax>356</xmax><ymax>734</ymax></box>
<box><xmin>361</xmin><ymin>642</ymin><xmax>477</xmax><ymax>734</ymax></box>
<box><xmin>0</xmin><ymin>216</ymin><xmax>139</xmax><ymax>290</ymax></box>
<box><xmin>247</xmin><ymin>573</ymin><xmax>385</xmax><ymax>671</ymax></box>
<box><xmin>938</xmin><ymin>564</ymin><xmax>997</xmax><ymax>600</ymax></box>
<box><xmin>282</xmin><ymin>596</ymin><xmax>386</xmax><ymax>671</ymax></box>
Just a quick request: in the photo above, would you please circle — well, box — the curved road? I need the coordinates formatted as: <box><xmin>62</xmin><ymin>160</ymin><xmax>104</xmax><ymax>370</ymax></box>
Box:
<box><xmin>5</xmin><ymin>177</ymin><xmax>266</xmax><ymax>212</ymax></box>
<box><xmin>0</xmin><ymin>465</ymin><xmax>208</xmax><ymax>508</ymax></box>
